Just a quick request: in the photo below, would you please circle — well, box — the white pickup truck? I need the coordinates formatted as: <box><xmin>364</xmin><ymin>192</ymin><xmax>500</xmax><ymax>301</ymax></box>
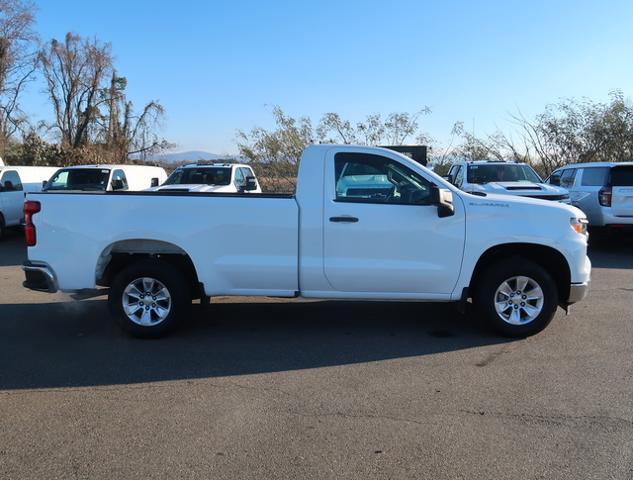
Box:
<box><xmin>147</xmin><ymin>163</ymin><xmax>262</xmax><ymax>194</ymax></box>
<box><xmin>23</xmin><ymin>145</ymin><xmax>591</xmax><ymax>338</ymax></box>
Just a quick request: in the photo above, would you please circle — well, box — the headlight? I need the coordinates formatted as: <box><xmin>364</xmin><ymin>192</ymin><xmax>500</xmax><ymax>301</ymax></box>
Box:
<box><xmin>570</xmin><ymin>217</ymin><xmax>589</xmax><ymax>235</ymax></box>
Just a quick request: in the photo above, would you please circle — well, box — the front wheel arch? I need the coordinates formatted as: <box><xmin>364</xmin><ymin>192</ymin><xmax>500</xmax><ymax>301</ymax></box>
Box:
<box><xmin>469</xmin><ymin>243</ymin><xmax>571</xmax><ymax>305</ymax></box>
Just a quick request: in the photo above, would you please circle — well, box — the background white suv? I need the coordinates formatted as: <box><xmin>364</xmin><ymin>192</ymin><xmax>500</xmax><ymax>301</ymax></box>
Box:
<box><xmin>446</xmin><ymin>160</ymin><xmax>570</xmax><ymax>202</ymax></box>
<box><xmin>546</xmin><ymin>162</ymin><xmax>633</xmax><ymax>229</ymax></box>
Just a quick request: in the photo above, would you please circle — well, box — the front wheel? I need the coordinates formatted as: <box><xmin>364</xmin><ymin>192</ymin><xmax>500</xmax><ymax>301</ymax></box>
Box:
<box><xmin>474</xmin><ymin>258</ymin><xmax>558</xmax><ymax>337</ymax></box>
<box><xmin>108</xmin><ymin>260</ymin><xmax>191</xmax><ymax>337</ymax></box>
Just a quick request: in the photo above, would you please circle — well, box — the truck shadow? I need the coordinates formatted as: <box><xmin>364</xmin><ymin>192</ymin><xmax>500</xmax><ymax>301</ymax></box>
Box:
<box><xmin>588</xmin><ymin>232</ymin><xmax>633</xmax><ymax>269</ymax></box>
<box><xmin>0</xmin><ymin>230</ymin><xmax>25</xmax><ymax>267</ymax></box>
<box><xmin>0</xmin><ymin>299</ymin><xmax>510</xmax><ymax>390</ymax></box>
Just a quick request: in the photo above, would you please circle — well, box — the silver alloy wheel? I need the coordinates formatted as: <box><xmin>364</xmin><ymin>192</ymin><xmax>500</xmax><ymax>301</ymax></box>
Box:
<box><xmin>122</xmin><ymin>277</ymin><xmax>172</xmax><ymax>326</ymax></box>
<box><xmin>494</xmin><ymin>275</ymin><xmax>544</xmax><ymax>325</ymax></box>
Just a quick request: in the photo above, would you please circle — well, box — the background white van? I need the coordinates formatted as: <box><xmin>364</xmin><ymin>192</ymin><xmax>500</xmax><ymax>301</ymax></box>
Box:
<box><xmin>0</xmin><ymin>165</ymin><xmax>60</xmax><ymax>238</ymax></box>
<box><xmin>44</xmin><ymin>165</ymin><xmax>167</xmax><ymax>192</ymax></box>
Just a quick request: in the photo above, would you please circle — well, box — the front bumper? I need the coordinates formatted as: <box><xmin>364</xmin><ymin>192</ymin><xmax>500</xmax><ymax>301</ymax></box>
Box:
<box><xmin>23</xmin><ymin>261</ymin><xmax>58</xmax><ymax>293</ymax></box>
<box><xmin>567</xmin><ymin>281</ymin><xmax>590</xmax><ymax>304</ymax></box>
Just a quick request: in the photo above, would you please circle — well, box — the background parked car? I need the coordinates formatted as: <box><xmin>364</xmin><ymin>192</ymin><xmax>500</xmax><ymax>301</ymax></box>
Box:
<box><xmin>43</xmin><ymin>165</ymin><xmax>167</xmax><ymax>192</ymax></box>
<box><xmin>0</xmin><ymin>166</ymin><xmax>60</xmax><ymax>239</ymax></box>
<box><xmin>446</xmin><ymin>160</ymin><xmax>570</xmax><ymax>202</ymax></box>
<box><xmin>148</xmin><ymin>163</ymin><xmax>261</xmax><ymax>193</ymax></box>
<box><xmin>545</xmin><ymin>162</ymin><xmax>633</xmax><ymax>229</ymax></box>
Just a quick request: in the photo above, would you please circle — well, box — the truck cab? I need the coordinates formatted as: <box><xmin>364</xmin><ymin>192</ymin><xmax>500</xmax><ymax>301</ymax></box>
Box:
<box><xmin>148</xmin><ymin>163</ymin><xmax>261</xmax><ymax>193</ymax></box>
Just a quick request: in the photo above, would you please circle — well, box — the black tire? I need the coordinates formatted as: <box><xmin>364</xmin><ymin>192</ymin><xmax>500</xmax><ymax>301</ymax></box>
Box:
<box><xmin>473</xmin><ymin>258</ymin><xmax>558</xmax><ymax>337</ymax></box>
<box><xmin>0</xmin><ymin>214</ymin><xmax>6</xmax><ymax>241</ymax></box>
<box><xmin>108</xmin><ymin>260</ymin><xmax>191</xmax><ymax>338</ymax></box>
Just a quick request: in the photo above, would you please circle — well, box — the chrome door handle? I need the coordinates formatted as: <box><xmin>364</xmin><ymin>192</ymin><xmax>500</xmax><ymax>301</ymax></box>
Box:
<box><xmin>329</xmin><ymin>216</ymin><xmax>359</xmax><ymax>223</ymax></box>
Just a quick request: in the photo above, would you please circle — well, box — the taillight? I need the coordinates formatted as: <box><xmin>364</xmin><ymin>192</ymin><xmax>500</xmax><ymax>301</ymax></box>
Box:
<box><xmin>598</xmin><ymin>186</ymin><xmax>612</xmax><ymax>207</ymax></box>
<box><xmin>24</xmin><ymin>200</ymin><xmax>41</xmax><ymax>247</ymax></box>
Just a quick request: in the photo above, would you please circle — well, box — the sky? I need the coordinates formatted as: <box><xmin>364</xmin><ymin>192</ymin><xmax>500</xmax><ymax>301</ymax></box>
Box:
<box><xmin>22</xmin><ymin>0</ymin><xmax>633</xmax><ymax>154</ymax></box>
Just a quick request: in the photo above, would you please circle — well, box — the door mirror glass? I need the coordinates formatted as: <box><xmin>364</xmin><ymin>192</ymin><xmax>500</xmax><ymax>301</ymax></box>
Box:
<box><xmin>432</xmin><ymin>186</ymin><xmax>455</xmax><ymax>217</ymax></box>
<box><xmin>111</xmin><ymin>178</ymin><xmax>125</xmax><ymax>191</ymax></box>
<box><xmin>150</xmin><ymin>177</ymin><xmax>159</xmax><ymax>188</ymax></box>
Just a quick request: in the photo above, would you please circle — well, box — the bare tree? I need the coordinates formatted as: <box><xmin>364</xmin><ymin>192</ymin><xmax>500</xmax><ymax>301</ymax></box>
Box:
<box><xmin>510</xmin><ymin>92</ymin><xmax>633</xmax><ymax>175</ymax></box>
<box><xmin>0</xmin><ymin>0</ymin><xmax>37</xmax><ymax>154</ymax></box>
<box><xmin>316</xmin><ymin>108</ymin><xmax>432</xmax><ymax>146</ymax></box>
<box><xmin>236</xmin><ymin>106</ymin><xmax>314</xmax><ymax>191</ymax></box>
<box><xmin>237</xmin><ymin>106</ymin><xmax>433</xmax><ymax>192</ymax></box>
<box><xmin>99</xmin><ymin>72</ymin><xmax>170</xmax><ymax>162</ymax></box>
<box><xmin>38</xmin><ymin>32</ymin><xmax>113</xmax><ymax>149</ymax></box>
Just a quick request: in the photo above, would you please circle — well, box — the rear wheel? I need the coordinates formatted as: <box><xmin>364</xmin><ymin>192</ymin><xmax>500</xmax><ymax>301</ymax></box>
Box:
<box><xmin>108</xmin><ymin>260</ymin><xmax>191</xmax><ymax>337</ymax></box>
<box><xmin>474</xmin><ymin>258</ymin><xmax>558</xmax><ymax>337</ymax></box>
<box><xmin>0</xmin><ymin>214</ymin><xmax>5</xmax><ymax>240</ymax></box>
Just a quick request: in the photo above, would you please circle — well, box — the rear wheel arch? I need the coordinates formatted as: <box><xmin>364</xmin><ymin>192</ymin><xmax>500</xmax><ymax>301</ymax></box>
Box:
<box><xmin>469</xmin><ymin>243</ymin><xmax>571</xmax><ymax>305</ymax></box>
<box><xmin>96</xmin><ymin>239</ymin><xmax>202</xmax><ymax>298</ymax></box>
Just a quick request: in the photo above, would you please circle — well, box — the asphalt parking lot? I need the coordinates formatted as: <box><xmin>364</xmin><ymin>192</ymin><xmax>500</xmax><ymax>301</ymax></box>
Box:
<box><xmin>0</xmin><ymin>230</ymin><xmax>632</xmax><ymax>479</ymax></box>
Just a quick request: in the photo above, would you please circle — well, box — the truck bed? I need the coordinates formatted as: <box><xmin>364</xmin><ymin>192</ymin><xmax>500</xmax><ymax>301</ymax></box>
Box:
<box><xmin>28</xmin><ymin>191</ymin><xmax>300</xmax><ymax>295</ymax></box>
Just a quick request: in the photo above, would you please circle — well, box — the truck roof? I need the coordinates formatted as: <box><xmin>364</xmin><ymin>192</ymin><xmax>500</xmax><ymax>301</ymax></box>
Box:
<box><xmin>558</xmin><ymin>161</ymin><xmax>633</xmax><ymax>169</ymax></box>
<box><xmin>462</xmin><ymin>160</ymin><xmax>523</xmax><ymax>165</ymax></box>
<box><xmin>179</xmin><ymin>162</ymin><xmax>250</xmax><ymax>169</ymax></box>
<box><xmin>60</xmin><ymin>164</ymin><xmax>164</xmax><ymax>170</ymax></box>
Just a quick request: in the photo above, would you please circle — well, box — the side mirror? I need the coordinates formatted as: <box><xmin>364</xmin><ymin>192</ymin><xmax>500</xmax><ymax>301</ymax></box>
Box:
<box><xmin>549</xmin><ymin>177</ymin><xmax>560</xmax><ymax>186</ymax></box>
<box><xmin>243</xmin><ymin>176</ymin><xmax>257</xmax><ymax>192</ymax></box>
<box><xmin>42</xmin><ymin>180</ymin><xmax>48</xmax><ymax>188</ymax></box>
<box><xmin>443</xmin><ymin>174</ymin><xmax>454</xmax><ymax>184</ymax></box>
<box><xmin>431</xmin><ymin>186</ymin><xmax>455</xmax><ymax>218</ymax></box>
<box><xmin>111</xmin><ymin>179</ymin><xmax>125</xmax><ymax>191</ymax></box>
<box><xmin>150</xmin><ymin>177</ymin><xmax>159</xmax><ymax>188</ymax></box>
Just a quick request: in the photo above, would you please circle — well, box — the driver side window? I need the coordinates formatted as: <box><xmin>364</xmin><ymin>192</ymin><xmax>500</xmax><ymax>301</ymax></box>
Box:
<box><xmin>111</xmin><ymin>169</ymin><xmax>129</xmax><ymax>190</ymax></box>
<box><xmin>1</xmin><ymin>170</ymin><xmax>23</xmax><ymax>191</ymax></box>
<box><xmin>334</xmin><ymin>153</ymin><xmax>432</xmax><ymax>205</ymax></box>
<box><xmin>454</xmin><ymin>165</ymin><xmax>465</xmax><ymax>187</ymax></box>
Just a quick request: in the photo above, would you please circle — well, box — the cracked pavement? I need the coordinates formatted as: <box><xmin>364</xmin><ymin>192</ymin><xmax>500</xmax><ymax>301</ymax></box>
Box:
<box><xmin>1</xmin><ymin>231</ymin><xmax>632</xmax><ymax>479</ymax></box>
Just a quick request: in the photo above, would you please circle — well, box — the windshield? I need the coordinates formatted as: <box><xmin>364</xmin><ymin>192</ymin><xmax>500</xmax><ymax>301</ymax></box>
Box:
<box><xmin>467</xmin><ymin>163</ymin><xmax>542</xmax><ymax>184</ymax></box>
<box><xmin>163</xmin><ymin>167</ymin><xmax>231</xmax><ymax>186</ymax></box>
<box><xmin>44</xmin><ymin>168</ymin><xmax>111</xmax><ymax>191</ymax></box>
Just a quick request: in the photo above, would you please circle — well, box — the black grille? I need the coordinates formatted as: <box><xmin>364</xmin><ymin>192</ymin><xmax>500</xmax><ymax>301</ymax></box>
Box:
<box><xmin>523</xmin><ymin>194</ymin><xmax>568</xmax><ymax>201</ymax></box>
<box><xmin>505</xmin><ymin>186</ymin><xmax>543</xmax><ymax>191</ymax></box>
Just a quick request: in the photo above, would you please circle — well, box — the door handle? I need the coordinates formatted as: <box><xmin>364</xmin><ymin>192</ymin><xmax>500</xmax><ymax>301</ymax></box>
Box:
<box><xmin>329</xmin><ymin>216</ymin><xmax>359</xmax><ymax>223</ymax></box>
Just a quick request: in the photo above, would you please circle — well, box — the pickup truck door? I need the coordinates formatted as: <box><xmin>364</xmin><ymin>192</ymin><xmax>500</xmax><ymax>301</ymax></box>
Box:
<box><xmin>323</xmin><ymin>151</ymin><xmax>465</xmax><ymax>296</ymax></box>
<box><xmin>0</xmin><ymin>170</ymin><xmax>25</xmax><ymax>225</ymax></box>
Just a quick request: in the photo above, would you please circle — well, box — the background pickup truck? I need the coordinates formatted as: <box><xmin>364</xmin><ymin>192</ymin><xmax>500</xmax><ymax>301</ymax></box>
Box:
<box><xmin>23</xmin><ymin>145</ymin><xmax>591</xmax><ymax>337</ymax></box>
<box><xmin>146</xmin><ymin>162</ymin><xmax>262</xmax><ymax>193</ymax></box>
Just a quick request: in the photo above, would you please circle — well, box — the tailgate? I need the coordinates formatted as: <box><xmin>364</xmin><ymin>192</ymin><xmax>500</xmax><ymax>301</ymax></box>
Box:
<box><xmin>611</xmin><ymin>166</ymin><xmax>633</xmax><ymax>216</ymax></box>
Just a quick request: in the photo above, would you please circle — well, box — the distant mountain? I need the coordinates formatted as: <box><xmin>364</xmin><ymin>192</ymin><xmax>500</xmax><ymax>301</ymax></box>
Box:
<box><xmin>143</xmin><ymin>151</ymin><xmax>238</xmax><ymax>163</ymax></box>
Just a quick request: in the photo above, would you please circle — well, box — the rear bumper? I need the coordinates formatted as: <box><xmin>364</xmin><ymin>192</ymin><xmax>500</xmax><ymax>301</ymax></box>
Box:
<box><xmin>567</xmin><ymin>281</ymin><xmax>590</xmax><ymax>304</ymax></box>
<box><xmin>23</xmin><ymin>261</ymin><xmax>58</xmax><ymax>293</ymax></box>
<box><xmin>592</xmin><ymin>210</ymin><xmax>633</xmax><ymax>227</ymax></box>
